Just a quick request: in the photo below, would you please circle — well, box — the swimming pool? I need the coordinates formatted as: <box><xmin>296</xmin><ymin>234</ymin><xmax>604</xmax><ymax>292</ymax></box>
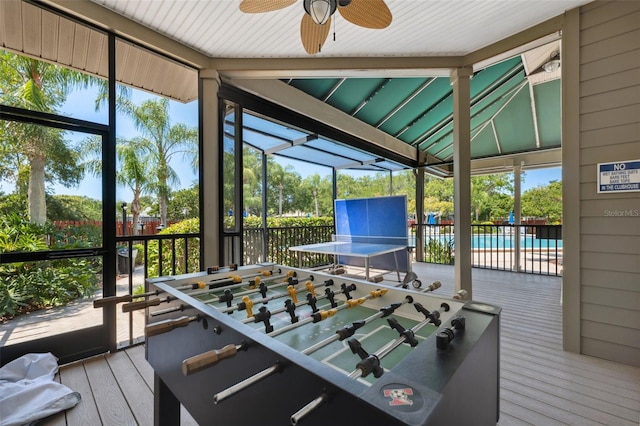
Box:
<box><xmin>422</xmin><ymin>233</ymin><xmax>563</xmax><ymax>250</ymax></box>
<box><xmin>470</xmin><ymin>233</ymin><xmax>563</xmax><ymax>249</ymax></box>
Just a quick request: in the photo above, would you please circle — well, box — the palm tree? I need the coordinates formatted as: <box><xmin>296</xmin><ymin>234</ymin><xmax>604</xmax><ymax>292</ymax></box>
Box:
<box><xmin>0</xmin><ymin>51</ymin><xmax>94</xmax><ymax>224</ymax></box>
<box><xmin>119</xmin><ymin>98</ymin><xmax>198</xmax><ymax>226</ymax></box>
<box><xmin>81</xmin><ymin>135</ymin><xmax>152</xmax><ymax>235</ymax></box>
<box><xmin>242</xmin><ymin>148</ymin><xmax>261</xmax><ymax>216</ymax></box>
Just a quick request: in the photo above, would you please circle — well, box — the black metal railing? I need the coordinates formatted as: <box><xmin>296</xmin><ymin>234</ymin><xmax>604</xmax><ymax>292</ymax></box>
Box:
<box><xmin>115</xmin><ymin>223</ymin><xmax>561</xmax><ymax>348</ymax></box>
<box><xmin>243</xmin><ymin>225</ymin><xmax>335</xmax><ymax>267</ymax></box>
<box><xmin>115</xmin><ymin>232</ymin><xmax>200</xmax><ymax>348</ymax></box>
<box><xmin>413</xmin><ymin>223</ymin><xmax>562</xmax><ymax>276</ymax></box>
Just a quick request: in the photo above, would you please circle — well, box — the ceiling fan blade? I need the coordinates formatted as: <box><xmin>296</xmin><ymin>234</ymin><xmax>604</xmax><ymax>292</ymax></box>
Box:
<box><xmin>339</xmin><ymin>0</ymin><xmax>392</xmax><ymax>29</ymax></box>
<box><xmin>300</xmin><ymin>14</ymin><xmax>331</xmax><ymax>54</ymax></box>
<box><xmin>239</xmin><ymin>0</ymin><xmax>296</xmax><ymax>14</ymax></box>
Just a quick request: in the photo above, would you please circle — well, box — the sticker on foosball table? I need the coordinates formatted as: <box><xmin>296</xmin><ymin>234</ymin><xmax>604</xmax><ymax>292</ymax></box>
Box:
<box><xmin>381</xmin><ymin>384</ymin><xmax>424</xmax><ymax>411</ymax></box>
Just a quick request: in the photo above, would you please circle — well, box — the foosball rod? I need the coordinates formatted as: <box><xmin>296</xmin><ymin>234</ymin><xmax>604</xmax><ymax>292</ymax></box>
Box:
<box><xmin>185</xmin><ymin>269</ymin><xmax>294</xmax><ymax>297</ymax></box>
<box><xmin>182</xmin><ymin>342</ymin><xmax>248</xmax><ymax>375</ymax></box>
<box><xmin>240</xmin><ymin>291</ymin><xmax>324</xmax><ymax>324</ymax></box>
<box><xmin>132</xmin><ymin>275</ymin><xmax>309</xmax><ymax>316</ymax></box>
<box><xmin>421</xmin><ymin>280</ymin><xmax>442</xmax><ymax>293</ymax></box>
<box><xmin>217</xmin><ymin>279</ymin><xmax>319</xmax><ymax>315</ymax></box>
<box><xmin>92</xmin><ymin>269</ymin><xmax>278</xmax><ymax>308</ymax></box>
<box><xmin>290</xmin><ymin>392</ymin><xmax>329</xmax><ymax>426</ymax></box>
<box><xmin>206</xmin><ymin>263</ymin><xmax>238</xmax><ymax>274</ymax></box>
<box><xmin>213</xmin><ymin>363</ymin><xmax>282</xmax><ymax>404</ymax></box>
<box><xmin>180</xmin><ymin>291</ymin><xmax>338</xmax><ymax>375</ymax></box>
<box><xmin>211</xmin><ymin>296</ymin><xmax>403</xmax><ymax>406</ymax></box>
<box><xmin>267</xmin><ymin>289</ymin><xmax>388</xmax><ymax>338</ymax></box>
<box><xmin>172</xmin><ymin>268</ymin><xmax>281</xmax><ymax>293</ymax></box>
<box><xmin>301</xmin><ymin>296</ymin><xmax>414</xmax><ymax>355</ymax></box>
<box><xmin>347</xmin><ymin>303</ymin><xmax>450</xmax><ymax>380</ymax></box>
<box><xmin>228</xmin><ymin>276</ymin><xmax>330</xmax><ymax>302</ymax></box>
<box><xmin>212</xmin><ymin>276</ymin><xmax>318</xmax><ymax>303</ymax></box>
<box><xmin>122</xmin><ymin>296</ymin><xmax>172</xmax><ymax>313</ymax></box>
<box><xmin>93</xmin><ymin>290</ymin><xmax>160</xmax><ymax>308</ymax></box>
<box><xmin>145</xmin><ymin>315</ymin><xmax>199</xmax><ymax>337</ymax></box>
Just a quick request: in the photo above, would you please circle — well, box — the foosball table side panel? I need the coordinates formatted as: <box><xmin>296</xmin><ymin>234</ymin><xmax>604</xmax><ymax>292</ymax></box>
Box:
<box><xmin>146</xmin><ymin>314</ymin><xmax>402</xmax><ymax>426</ymax></box>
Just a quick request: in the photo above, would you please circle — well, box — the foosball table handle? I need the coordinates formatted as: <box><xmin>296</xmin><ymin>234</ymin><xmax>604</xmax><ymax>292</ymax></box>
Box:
<box><xmin>182</xmin><ymin>343</ymin><xmax>246</xmax><ymax>376</ymax></box>
<box><xmin>145</xmin><ymin>316</ymin><xmax>191</xmax><ymax>337</ymax></box>
<box><xmin>93</xmin><ymin>294</ymin><xmax>133</xmax><ymax>308</ymax></box>
<box><xmin>122</xmin><ymin>297</ymin><xmax>162</xmax><ymax>313</ymax></box>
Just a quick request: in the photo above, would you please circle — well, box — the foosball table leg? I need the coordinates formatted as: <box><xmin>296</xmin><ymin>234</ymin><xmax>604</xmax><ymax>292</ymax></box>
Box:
<box><xmin>154</xmin><ymin>372</ymin><xmax>180</xmax><ymax>426</ymax></box>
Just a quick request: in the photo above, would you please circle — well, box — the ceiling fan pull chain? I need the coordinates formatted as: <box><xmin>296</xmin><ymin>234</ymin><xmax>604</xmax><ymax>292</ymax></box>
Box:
<box><xmin>333</xmin><ymin>14</ymin><xmax>336</xmax><ymax>41</ymax></box>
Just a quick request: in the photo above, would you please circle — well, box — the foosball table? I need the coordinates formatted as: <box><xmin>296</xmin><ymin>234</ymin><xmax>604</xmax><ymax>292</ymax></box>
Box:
<box><xmin>132</xmin><ymin>263</ymin><xmax>500</xmax><ymax>425</ymax></box>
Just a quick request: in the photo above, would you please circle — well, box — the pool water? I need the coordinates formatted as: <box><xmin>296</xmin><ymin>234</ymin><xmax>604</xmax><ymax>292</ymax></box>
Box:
<box><xmin>419</xmin><ymin>234</ymin><xmax>563</xmax><ymax>249</ymax></box>
<box><xmin>469</xmin><ymin>234</ymin><xmax>563</xmax><ymax>249</ymax></box>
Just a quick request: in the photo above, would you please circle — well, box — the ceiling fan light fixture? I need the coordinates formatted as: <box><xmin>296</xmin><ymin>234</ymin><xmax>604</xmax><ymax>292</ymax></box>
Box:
<box><xmin>304</xmin><ymin>0</ymin><xmax>335</xmax><ymax>25</ymax></box>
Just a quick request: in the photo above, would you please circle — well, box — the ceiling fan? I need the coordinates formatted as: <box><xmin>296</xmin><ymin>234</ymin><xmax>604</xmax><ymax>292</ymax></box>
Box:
<box><xmin>239</xmin><ymin>0</ymin><xmax>392</xmax><ymax>54</ymax></box>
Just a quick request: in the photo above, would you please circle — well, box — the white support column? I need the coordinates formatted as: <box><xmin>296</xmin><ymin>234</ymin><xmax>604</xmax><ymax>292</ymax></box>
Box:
<box><xmin>201</xmin><ymin>70</ymin><xmax>221</xmax><ymax>267</ymax></box>
<box><xmin>451</xmin><ymin>67</ymin><xmax>473</xmax><ymax>300</ymax></box>
<box><xmin>513</xmin><ymin>164</ymin><xmax>522</xmax><ymax>272</ymax></box>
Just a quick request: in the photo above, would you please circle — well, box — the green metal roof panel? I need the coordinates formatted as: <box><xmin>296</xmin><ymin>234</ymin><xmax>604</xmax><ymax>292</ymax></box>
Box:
<box><xmin>533</xmin><ymin>79</ymin><xmax>561</xmax><ymax>148</ymax></box>
<box><xmin>493</xmin><ymin>87</ymin><xmax>536</xmax><ymax>153</ymax></box>
<box><xmin>287</xmin><ymin>78</ymin><xmax>342</xmax><ymax>98</ymax></box>
<box><xmin>470</xmin><ymin>57</ymin><xmax>523</xmax><ymax>100</ymax></box>
<box><xmin>280</xmin><ymin>54</ymin><xmax>560</xmax><ymax>169</ymax></box>
<box><xmin>325</xmin><ymin>78</ymin><xmax>387</xmax><ymax>113</ymax></box>
<box><xmin>354</xmin><ymin>77</ymin><xmax>434</xmax><ymax>132</ymax></box>
<box><xmin>471</xmin><ymin>125</ymin><xmax>501</xmax><ymax>158</ymax></box>
<box><xmin>394</xmin><ymin>78</ymin><xmax>454</xmax><ymax>144</ymax></box>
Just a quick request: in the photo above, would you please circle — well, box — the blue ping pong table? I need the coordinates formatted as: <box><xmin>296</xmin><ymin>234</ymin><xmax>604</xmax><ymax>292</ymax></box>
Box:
<box><xmin>288</xmin><ymin>241</ymin><xmax>408</xmax><ymax>282</ymax></box>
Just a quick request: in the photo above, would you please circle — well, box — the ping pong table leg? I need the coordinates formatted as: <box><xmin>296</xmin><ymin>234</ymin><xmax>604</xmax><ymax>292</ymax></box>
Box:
<box><xmin>393</xmin><ymin>250</ymin><xmax>401</xmax><ymax>282</ymax></box>
<box><xmin>365</xmin><ymin>257</ymin><xmax>370</xmax><ymax>281</ymax></box>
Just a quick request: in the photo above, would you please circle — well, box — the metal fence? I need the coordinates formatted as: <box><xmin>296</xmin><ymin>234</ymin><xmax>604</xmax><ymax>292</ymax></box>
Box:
<box><xmin>245</xmin><ymin>225</ymin><xmax>335</xmax><ymax>267</ymax></box>
<box><xmin>114</xmin><ymin>223</ymin><xmax>560</xmax><ymax>347</ymax></box>
<box><xmin>414</xmin><ymin>223</ymin><xmax>563</xmax><ymax>276</ymax></box>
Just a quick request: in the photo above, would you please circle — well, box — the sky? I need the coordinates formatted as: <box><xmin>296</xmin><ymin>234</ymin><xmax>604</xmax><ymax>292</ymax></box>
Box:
<box><xmin>2</xmin><ymin>85</ymin><xmax>561</xmax><ymax>202</ymax></box>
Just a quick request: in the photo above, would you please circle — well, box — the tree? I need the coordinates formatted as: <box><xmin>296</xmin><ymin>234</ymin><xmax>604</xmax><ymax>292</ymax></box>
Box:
<box><xmin>522</xmin><ymin>180</ymin><xmax>562</xmax><ymax>223</ymax></box>
<box><xmin>267</xmin><ymin>159</ymin><xmax>300</xmax><ymax>216</ymax></box>
<box><xmin>470</xmin><ymin>174</ymin><xmax>513</xmax><ymax>221</ymax></box>
<box><xmin>119</xmin><ymin>98</ymin><xmax>198</xmax><ymax>226</ymax></box>
<box><xmin>168</xmin><ymin>185</ymin><xmax>199</xmax><ymax>220</ymax></box>
<box><xmin>423</xmin><ymin>177</ymin><xmax>454</xmax><ymax>221</ymax></box>
<box><xmin>242</xmin><ymin>147</ymin><xmax>262</xmax><ymax>217</ymax></box>
<box><xmin>337</xmin><ymin>171</ymin><xmax>390</xmax><ymax>199</ymax></box>
<box><xmin>47</xmin><ymin>195</ymin><xmax>102</xmax><ymax>221</ymax></box>
<box><xmin>0</xmin><ymin>52</ymin><xmax>93</xmax><ymax>224</ymax></box>
<box><xmin>81</xmin><ymin>135</ymin><xmax>154</xmax><ymax>235</ymax></box>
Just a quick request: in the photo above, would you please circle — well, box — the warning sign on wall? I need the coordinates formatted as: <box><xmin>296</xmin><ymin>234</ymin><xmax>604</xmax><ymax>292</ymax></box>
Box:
<box><xmin>597</xmin><ymin>160</ymin><xmax>640</xmax><ymax>193</ymax></box>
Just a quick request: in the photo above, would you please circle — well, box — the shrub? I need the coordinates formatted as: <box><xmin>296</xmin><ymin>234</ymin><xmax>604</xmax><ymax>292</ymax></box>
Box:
<box><xmin>145</xmin><ymin>218</ymin><xmax>200</xmax><ymax>278</ymax></box>
<box><xmin>424</xmin><ymin>238</ymin><xmax>454</xmax><ymax>265</ymax></box>
<box><xmin>0</xmin><ymin>214</ymin><xmax>99</xmax><ymax>320</ymax></box>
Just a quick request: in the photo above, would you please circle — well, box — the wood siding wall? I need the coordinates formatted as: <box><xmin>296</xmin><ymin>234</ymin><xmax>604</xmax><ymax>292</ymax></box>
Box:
<box><xmin>578</xmin><ymin>1</ymin><xmax>640</xmax><ymax>366</ymax></box>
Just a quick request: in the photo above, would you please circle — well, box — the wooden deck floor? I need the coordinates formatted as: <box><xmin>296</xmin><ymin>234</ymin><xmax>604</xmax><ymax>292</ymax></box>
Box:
<box><xmin>40</xmin><ymin>344</ymin><xmax>197</xmax><ymax>426</ymax></box>
<box><xmin>40</xmin><ymin>264</ymin><xmax>640</xmax><ymax>426</ymax></box>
